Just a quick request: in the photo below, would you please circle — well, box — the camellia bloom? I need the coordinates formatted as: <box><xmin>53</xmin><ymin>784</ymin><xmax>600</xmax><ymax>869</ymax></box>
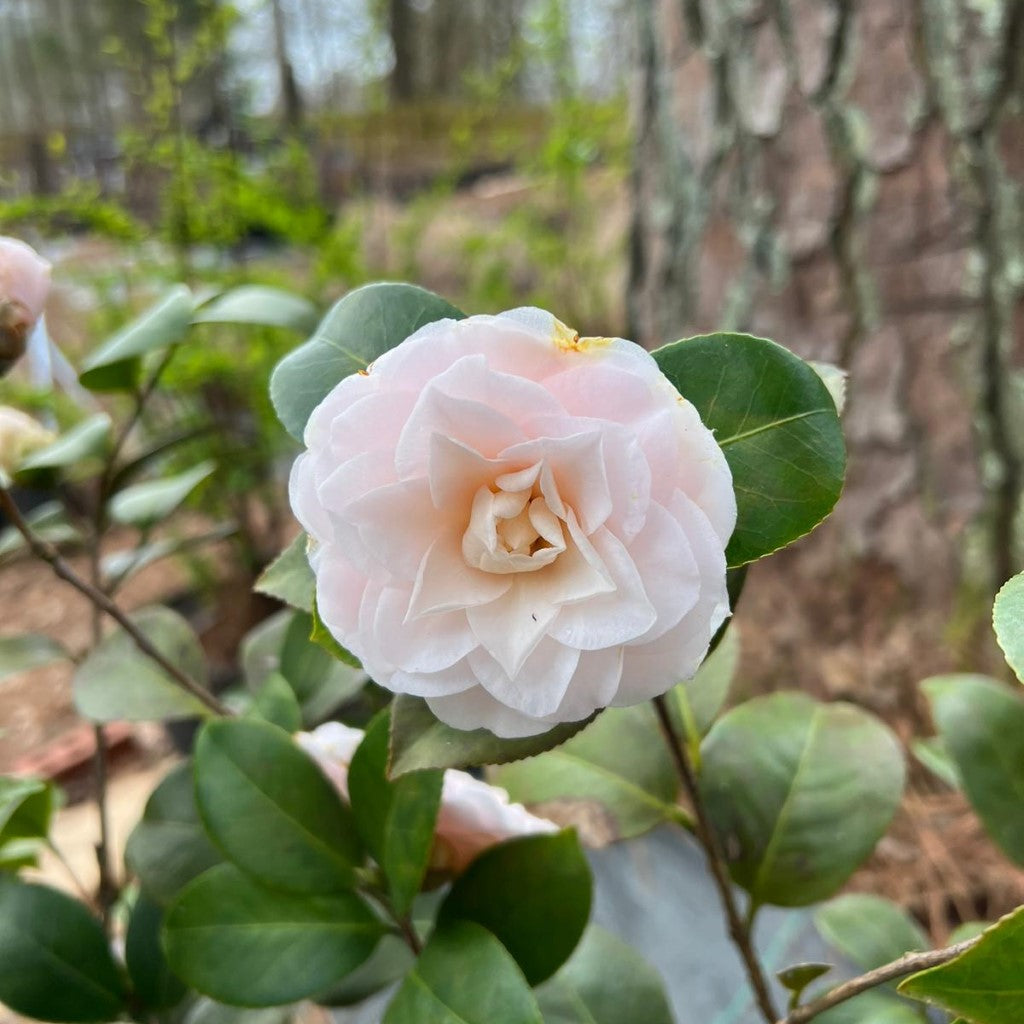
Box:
<box><xmin>0</xmin><ymin>237</ymin><xmax>51</xmax><ymax>375</ymax></box>
<box><xmin>0</xmin><ymin>406</ymin><xmax>56</xmax><ymax>476</ymax></box>
<box><xmin>291</xmin><ymin>308</ymin><xmax>736</xmax><ymax>737</ymax></box>
<box><xmin>297</xmin><ymin>721</ymin><xmax>556</xmax><ymax>873</ymax></box>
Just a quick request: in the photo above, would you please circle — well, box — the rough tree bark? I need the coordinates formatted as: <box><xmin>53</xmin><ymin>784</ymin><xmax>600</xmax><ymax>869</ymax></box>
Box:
<box><xmin>630</xmin><ymin>0</ymin><xmax>1024</xmax><ymax>709</ymax></box>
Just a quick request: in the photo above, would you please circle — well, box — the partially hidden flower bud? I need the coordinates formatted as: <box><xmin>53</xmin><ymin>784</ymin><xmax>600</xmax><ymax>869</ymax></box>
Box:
<box><xmin>297</xmin><ymin>721</ymin><xmax>557</xmax><ymax>875</ymax></box>
<box><xmin>0</xmin><ymin>237</ymin><xmax>51</xmax><ymax>378</ymax></box>
<box><xmin>0</xmin><ymin>406</ymin><xmax>57</xmax><ymax>476</ymax></box>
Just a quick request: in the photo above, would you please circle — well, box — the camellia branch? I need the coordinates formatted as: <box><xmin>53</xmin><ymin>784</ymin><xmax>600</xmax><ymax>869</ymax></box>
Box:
<box><xmin>779</xmin><ymin>935</ymin><xmax>981</xmax><ymax>1024</ymax></box>
<box><xmin>652</xmin><ymin>695</ymin><xmax>779</xmax><ymax>1023</ymax></box>
<box><xmin>0</xmin><ymin>487</ymin><xmax>229</xmax><ymax>716</ymax></box>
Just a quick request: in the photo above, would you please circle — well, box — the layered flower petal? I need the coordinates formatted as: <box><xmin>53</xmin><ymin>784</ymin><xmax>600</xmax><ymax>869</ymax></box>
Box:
<box><xmin>291</xmin><ymin>306</ymin><xmax>736</xmax><ymax>737</ymax></box>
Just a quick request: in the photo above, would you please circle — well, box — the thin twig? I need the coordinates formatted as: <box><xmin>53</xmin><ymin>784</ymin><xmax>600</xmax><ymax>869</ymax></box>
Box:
<box><xmin>0</xmin><ymin>487</ymin><xmax>229</xmax><ymax>715</ymax></box>
<box><xmin>653</xmin><ymin>695</ymin><xmax>779</xmax><ymax>1023</ymax></box>
<box><xmin>45</xmin><ymin>839</ymin><xmax>99</xmax><ymax>912</ymax></box>
<box><xmin>398</xmin><ymin>915</ymin><xmax>423</xmax><ymax>955</ymax></box>
<box><xmin>780</xmin><ymin>936</ymin><xmax>981</xmax><ymax>1024</ymax></box>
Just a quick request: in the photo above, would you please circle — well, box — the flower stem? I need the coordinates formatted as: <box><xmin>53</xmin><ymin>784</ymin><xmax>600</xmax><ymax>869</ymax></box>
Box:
<box><xmin>779</xmin><ymin>936</ymin><xmax>980</xmax><ymax>1023</ymax></box>
<box><xmin>652</xmin><ymin>695</ymin><xmax>778</xmax><ymax>1023</ymax></box>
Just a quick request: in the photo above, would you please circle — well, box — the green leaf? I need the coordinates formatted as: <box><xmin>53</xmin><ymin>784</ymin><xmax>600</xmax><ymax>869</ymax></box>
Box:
<box><xmin>73</xmin><ymin>605</ymin><xmax>211</xmax><ymax>722</ymax></box>
<box><xmin>0</xmin><ymin>776</ymin><xmax>55</xmax><ymax>842</ymax></box>
<box><xmin>994</xmin><ymin>571</ymin><xmax>1024</xmax><ymax>681</ymax></box>
<box><xmin>389</xmin><ymin>694</ymin><xmax>595</xmax><ymax>776</ymax></box>
<box><xmin>815</xmin><ymin>894</ymin><xmax>928</xmax><ymax>972</ymax></box>
<box><xmin>0</xmin><ymin>501</ymin><xmax>80</xmax><ymax>559</ymax></box>
<box><xmin>0</xmin><ymin>634</ymin><xmax>68</xmax><ymax>682</ymax></box>
<box><xmin>669</xmin><ymin>623</ymin><xmax>740</xmax><ymax>738</ymax></box>
<box><xmin>254</xmin><ymin>533</ymin><xmax>314</xmax><ymax>613</ymax></box>
<box><xmin>100</xmin><ymin>525</ymin><xmax>236</xmax><ymax>587</ymax></box>
<box><xmin>899</xmin><ymin>906</ymin><xmax>1024</xmax><ymax>1022</ymax></box>
<box><xmin>348</xmin><ymin>711</ymin><xmax>443</xmax><ymax>916</ymax></box>
<box><xmin>79</xmin><ymin>286</ymin><xmax>193</xmax><ymax>391</ymax></box>
<box><xmin>271</xmin><ymin>282</ymin><xmax>465</xmax><ymax>440</ymax></box>
<box><xmin>125</xmin><ymin>894</ymin><xmax>186</xmax><ymax>1011</ymax></box>
<box><xmin>249</xmin><ymin>672</ymin><xmax>303</xmax><ymax>732</ymax></box>
<box><xmin>383</xmin><ymin>921</ymin><xmax>543</xmax><ymax>1024</ymax></box>
<box><xmin>922</xmin><ymin>674</ymin><xmax>1024</xmax><ymax>865</ymax></box>
<box><xmin>193</xmin><ymin>285</ymin><xmax>318</xmax><ymax>333</ymax></box>
<box><xmin>911</xmin><ymin>736</ymin><xmax>961</xmax><ymax>789</ymax></box>
<box><xmin>240</xmin><ymin>611</ymin><xmax>365</xmax><ymax>727</ymax></box>
<box><xmin>653</xmin><ymin>332</ymin><xmax>846</xmax><ymax>566</ymax></box>
<box><xmin>318</xmin><ymin>933</ymin><xmax>415</xmax><ymax>1006</ymax></box>
<box><xmin>0</xmin><ymin>838</ymin><xmax>41</xmax><ymax>872</ymax></box>
<box><xmin>699</xmin><ymin>692</ymin><xmax>905</xmax><ymax>906</ymax></box>
<box><xmin>492</xmin><ymin>704</ymin><xmax>680</xmax><ymax>841</ymax></box>
<box><xmin>16</xmin><ymin>413</ymin><xmax>111</xmax><ymax>473</ymax></box>
<box><xmin>125</xmin><ymin>762</ymin><xmax>222</xmax><ymax>904</ymax></box>
<box><xmin>949</xmin><ymin>921</ymin><xmax>991</xmax><ymax>944</ymax></box>
<box><xmin>535</xmin><ymin>926</ymin><xmax>674</xmax><ymax>1024</ymax></box>
<box><xmin>310</xmin><ymin>596</ymin><xmax>362</xmax><ymax>667</ymax></box>
<box><xmin>194</xmin><ymin>718</ymin><xmax>363</xmax><ymax>893</ymax></box>
<box><xmin>438</xmin><ymin>831</ymin><xmax>591</xmax><ymax>985</ymax></box>
<box><xmin>776</xmin><ymin>962</ymin><xmax>832</xmax><ymax>999</ymax></box>
<box><xmin>164</xmin><ymin>863</ymin><xmax>385</xmax><ymax>1007</ymax></box>
<box><xmin>0</xmin><ymin>875</ymin><xmax>127</xmax><ymax>1022</ymax></box>
<box><xmin>108</xmin><ymin>459</ymin><xmax>216</xmax><ymax>526</ymax></box>
<box><xmin>815</xmin><ymin>991</ymin><xmax>927</xmax><ymax>1024</ymax></box>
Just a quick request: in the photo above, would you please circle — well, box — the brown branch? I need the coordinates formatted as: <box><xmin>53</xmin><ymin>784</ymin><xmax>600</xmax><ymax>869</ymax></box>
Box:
<box><xmin>0</xmin><ymin>487</ymin><xmax>229</xmax><ymax>716</ymax></box>
<box><xmin>653</xmin><ymin>696</ymin><xmax>779</xmax><ymax>1023</ymax></box>
<box><xmin>781</xmin><ymin>936</ymin><xmax>981</xmax><ymax>1024</ymax></box>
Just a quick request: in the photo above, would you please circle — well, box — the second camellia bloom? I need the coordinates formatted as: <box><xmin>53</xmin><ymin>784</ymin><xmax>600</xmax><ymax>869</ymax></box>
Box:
<box><xmin>290</xmin><ymin>307</ymin><xmax>736</xmax><ymax>737</ymax></box>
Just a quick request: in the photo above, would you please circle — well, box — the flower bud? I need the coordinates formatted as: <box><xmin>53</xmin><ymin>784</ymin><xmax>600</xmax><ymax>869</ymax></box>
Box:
<box><xmin>0</xmin><ymin>406</ymin><xmax>56</xmax><ymax>476</ymax></box>
<box><xmin>0</xmin><ymin>237</ymin><xmax>51</xmax><ymax>378</ymax></box>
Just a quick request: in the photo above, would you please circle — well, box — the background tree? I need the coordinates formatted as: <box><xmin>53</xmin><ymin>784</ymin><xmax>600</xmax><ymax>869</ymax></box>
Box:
<box><xmin>630</xmin><ymin>0</ymin><xmax>1024</xmax><ymax>707</ymax></box>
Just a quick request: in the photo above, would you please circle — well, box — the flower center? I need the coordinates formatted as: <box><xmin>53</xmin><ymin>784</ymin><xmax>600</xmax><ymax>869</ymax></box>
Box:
<box><xmin>462</xmin><ymin>464</ymin><xmax>567</xmax><ymax>575</ymax></box>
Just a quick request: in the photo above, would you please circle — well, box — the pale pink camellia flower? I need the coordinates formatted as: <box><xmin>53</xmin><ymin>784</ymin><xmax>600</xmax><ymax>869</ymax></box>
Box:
<box><xmin>0</xmin><ymin>236</ymin><xmax>51</xmax><ymax>375</ymax></box>
<box><xmin>297</xmin><ymin>721</ymin><xmax>557</xmax><ymax>873</ymax></box>
<box><xmin>290</xmin><ymin>308</ymin><xmax>736</xmax><ymax>738</ymax></box>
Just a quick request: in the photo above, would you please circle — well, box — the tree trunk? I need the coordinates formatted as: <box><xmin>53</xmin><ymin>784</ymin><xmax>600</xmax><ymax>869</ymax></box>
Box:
<box><xmin>270</xmin><ymin>0</ymin><xmax>303</xmax><ymax>131</ymax></box>
<box><xmin>630</xmin><ymin>0</ymin><xmax>1024</xmax><ymax>711</ymax></box>
<box><xmin>388</xmin><ymin>0</ymin><xmax>417</xmax><ymax>102</ymax></box>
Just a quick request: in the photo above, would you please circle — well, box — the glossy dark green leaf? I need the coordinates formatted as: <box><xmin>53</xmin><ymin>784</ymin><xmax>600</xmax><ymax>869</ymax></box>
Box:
<box><xmin>993</xmin><ymin>571</ymin><xmax>1024</xmax><ymax>681</ymax></box>
<box><xmin>271</xmin><ymin>282</ymin><xmax>464</xmax><ymax>439</ymax></box>
<box><xmin>16</xmin><ymin>413</ymin><xmax>111</xmax><ymax>473</ymax></box>
<box><xmin>900</xmin><ymin>907</ymin><xmax>1022</xmax><ymax>1022</ymax></box>
<box><xmin>0</xmin><ymin>876</ymin><xmax>127</xmax><ymax>1022</ymax></box>
<box><xmin>0</xmin><ymin>838</ymin><xmax>40</xmax><ymax>872</ymax></box>
<box><xmin>535</xmin><ymin>926</ymin><xmax>674</xmax><ymax>1024</ymax></box>
<box><xmin>815</xmin><ymin>894</ymin><xmax>928</xmax><ymax>972</ymax></box>
<box><xmin>492</xmin><ymin>705</ymin><xmax>680</xmax><ymax>841</ymax></box>
<box><xmin>949</xmin><ymin>921</ymin><xmax>990</xmax><ymax>944</ymax></box>
<box><xmin>0</xmin><ymin>776</ymin><xmax>55</xmax><ymax>842</ymax></box>
<box><xmin>164</xmin><ymin>864</ymin><xmax>385</xmax><ymax>1007</ymax></box>
<box><xmin>193</xmin><ymin>286</ymin><xmax>318</xmax><ymax>333</ymax></box>
<box><xmin>194</xmin><ymin>718</ymin><xmax>363</xmax><ymax>893</ymax></box>
<box><xmin>79</xmin><ymin>286</ymin><xmax>193</xmax><ymax>391</ymax></box>
<box><xmin>125</xmin><ymin>761</ymin><xmax>222</xmax><ymax>904</ymax></box>
<box><xmin>348</xmin><ymin>711</ymin><xmax>442</xmax><ymax>915</ymax></box>
<box><xmin>101</xmin><ymin>525</ymin><xmax>236</xmax><ymax>588</ymax></box>
<box><xmin>108</xmin><ymin>460</ymin><xmax>216</xmax><ymax>526</ymax></box>
<box><xmin>73</xmin><ymin>606</ymin><xmax>211</xmax><ymax>722</ymax></box>
<box><xmin>776</xmin><ymin>962</ymin><xmax>832</xmax><ymax>998</ymax></box>
<box><xmin>389</xmin><ymin>694</ymin><xmax>594</xmax><ymax>776</ymax></box>
<box><xmin>653</xmin><ymin>332</ymin><xmax>846</xmax><ymax>566</ymax></box>
<box><xmin>317</xmin><ymin>934</ymin><xmax>414</xmax><ymax>1007</ymax></box>
<box><xmin>923</xmin><ymin>674</ymin><xmax>1024</xmax><ymax>865</ymax></box>
<box><xmin>249</xmin><ymin>672</ymin><xmax>303</xmax><ymax>732</ymax></box>
<box><xmin>383</xmin><ymin>921</ymin><xmax>542</xmax><ymax>1024</ymax></box>
<box><xmin>699</xmin><ymin>692</ymin><xmax>904</xmax><ymax>906</ymax></box>
<box><xmin>438</xmin><ymin>831</ymin><xmax>591</xmax><ymax>985</ymax></box>
<box><xmin>254</xmin><ymin>533</ymin><xmax>314</xmax><ymax>613</ymax></box>
<box><xmin>125</xmin><ymin>894</ymin><xmax>186</xmax><ymax>1011</ymax></box>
